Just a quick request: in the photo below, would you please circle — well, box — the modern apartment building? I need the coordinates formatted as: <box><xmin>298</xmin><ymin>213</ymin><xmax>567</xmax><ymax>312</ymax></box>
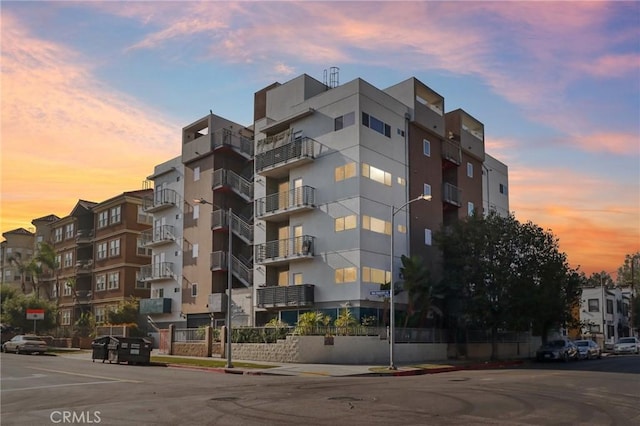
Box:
<box><xmin>580</xmin><ymin>285</ymin><xmax>632</xmax><ymax>348</ymax></box>
<box><xmin>1</xmin><ymin>227</ymin><xmax>36</xmax><ymax>293</ymax></box>
<box><xmin>139</xmin><ymin>156</ymin><xmax>186</xmax><ymax>329</ymax></box>
<box><xmin>250</xmin><ymin>73</ymin><xmax>509</xmax><ymax>326</ymax></box>
<box><xmin>179</xmin><ymin>114</ymin><xmax>255</xmax><ymax>328</ymax></box>
<box><xmin>483</xmin><ymin>154</ymin><xmax>509</xmax><ymax>217</ymax></box>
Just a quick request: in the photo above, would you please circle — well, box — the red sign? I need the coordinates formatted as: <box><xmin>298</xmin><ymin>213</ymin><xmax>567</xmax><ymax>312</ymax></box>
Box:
<box><xmin>27</xmin><ymin>309</ymin><xmax>45</xmax><ymax>314</ymax></box>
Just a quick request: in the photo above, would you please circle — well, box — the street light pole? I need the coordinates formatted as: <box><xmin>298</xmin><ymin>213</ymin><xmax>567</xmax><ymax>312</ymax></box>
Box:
<box><xmin>389</xmin><ymin>194</ymin><xmax>431</xmax><ymax>370</ymax></box>
<box><xmin>194</xmin><ymin>198</ymin><xmax>233</xmax><ymax>368</ymax></box>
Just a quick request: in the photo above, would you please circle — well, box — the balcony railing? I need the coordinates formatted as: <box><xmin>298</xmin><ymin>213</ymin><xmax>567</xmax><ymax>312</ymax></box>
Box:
<box><xmin>142</xmin><ymin>188</ymin><xmax>180</xmax><ymax>212</ymax></box>
<box><xmin>442</xmin><ymin>139</ymin><xmax>461</xmax><ymax>165</ymax></box>
<box><xmin>140</xmin><ymin>225</ymin><xmax>175</xmax><ymax>247</ymax></box>
<box><xmin>75</xmin><ymin>260</ymin><xmax>93</xmax><ymax>274</ymax></box>
<box><xmin>211</xmin><ymin>210</ymin><xmax>253</xmax><ymax>244</ymax></box>
<box><xmin>255</xmin><ymin>235</ymin><xmax>315</xmax><ymax>265</ymax></box>
<box><xmin>210</xmin><ymin>251</ymin><xmax>253</xmax><ymax>287</ymax></box>
<box><xmin>212</xmin><ymin>127</ymin><xmax>254</xmax><ymax>159</ymax></box>
<box><xmin>75</xmin><ymin>229</ymin><xmax>94</xmax><ymax>244</ymax></box>
<box><xmin>255</xmin><ymin>138</ymin><xmax>315</xmax><ymax>177</ymax></box>
<box><xmin>140</xmin><ymin>262</ymin><xmax>175</xmax><ymax>281</ymax></box>
<box><xmin>212</xmin><ymin>169</ymin><xmax>253</xmax><ymax>202</ymax></box>
<box><xmin>256</xmin><ymin>186</ymin><xmax>316</xmax><ymax>221</ymax></box>
<box><xmin>256</xmin><ymin>284</ymin><xmax>315</xmax><ymax>308</ymax></box>
<box><xmin>443</xmin><ymin>182</ymin><xmax>462</xmax><ymax>207</ymax></box>
<box><xmin>140</xmin><ymin>298</ymin><xmax>172</xmax><ymax>315</ymax></box>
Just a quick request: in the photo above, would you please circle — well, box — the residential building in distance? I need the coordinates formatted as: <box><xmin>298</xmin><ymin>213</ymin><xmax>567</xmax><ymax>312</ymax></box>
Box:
<box><xmin>482</xmin><ymin>154</ymin><xmax>510</xmax><ymax>217</ymax></box>
<box><xmin>140</xmin><ymin>156</ymin><xmax>186</xmax><ymax>329</ymax></box>
<box><xmin>1</xmin><ymin>227</ymin><xmax>35</xmax><ymax>293</ymax></box>
<box><xmin>580</xmin><ymin>284</ymin><xmax>632</xmax><ymax>349</ymax></box>
<box><xmin>31</xmin><ymin>214</ymin><xmax>61</xmax><ymax>299</ymax></box>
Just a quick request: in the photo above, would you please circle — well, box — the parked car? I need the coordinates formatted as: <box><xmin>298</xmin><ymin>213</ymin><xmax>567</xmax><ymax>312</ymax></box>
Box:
<box><xmin>536</xmin><ymin>339</ymin><xmax>578</xmax><ymax>362</ymax></box>
<box><xmin>1</xmin><ymin>335</ymin><xmax>48</xmax><ymax>355</ymax></box>
<box><xmin>613</xmin><ymin>337</ymin><xmax>640</xmax><ymax>355</ymax></box>
<box><xmin>574</xmin><ymin>339</ymin><xmax>601</xmax><ymax>360</ymax></box>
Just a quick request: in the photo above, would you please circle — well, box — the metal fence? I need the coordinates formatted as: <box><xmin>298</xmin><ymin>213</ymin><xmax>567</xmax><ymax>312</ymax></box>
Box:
<box><xmin>173</xmin><ymin>328</ymin><xmax>206</xmax><ymax>342</ymax></box>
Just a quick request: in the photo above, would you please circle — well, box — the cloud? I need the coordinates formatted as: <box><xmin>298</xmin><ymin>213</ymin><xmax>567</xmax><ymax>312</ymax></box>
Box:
<box><xmin>1</xmin><ymin>12</ymin><xmax>180</xmax><ymax>234</ymax></box>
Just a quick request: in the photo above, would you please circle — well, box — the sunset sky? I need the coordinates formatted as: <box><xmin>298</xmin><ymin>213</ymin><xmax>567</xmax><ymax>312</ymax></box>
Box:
<box><xmin>1</xmin><ymin>1</ymin><xmax>638</xmax><ymax>276</ymax></box>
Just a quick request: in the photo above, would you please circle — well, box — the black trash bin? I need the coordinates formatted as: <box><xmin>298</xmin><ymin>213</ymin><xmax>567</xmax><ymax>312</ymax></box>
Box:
<box><xmin>91</xmin><ymin>336</ymin><xmax>113</xmax><ymax>363</ymax></box>
<box><xmin>106</xmin><ymin>337</ymin><xmax>152</xmax><ymax>365</ymax></box>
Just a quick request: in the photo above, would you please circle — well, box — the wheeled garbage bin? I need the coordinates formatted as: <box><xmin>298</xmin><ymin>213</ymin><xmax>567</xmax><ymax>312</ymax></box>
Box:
<box><xmin>91</xmin><ymin>336</ymin><xmax>113</xmax><ymax>363</ymax></box>
<box><xmin>106</xmin><ymin>337</ymin><xmax>152</xmax><ymax>365</ymax></box>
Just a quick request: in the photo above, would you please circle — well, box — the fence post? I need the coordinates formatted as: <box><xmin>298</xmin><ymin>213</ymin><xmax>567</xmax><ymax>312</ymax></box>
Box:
<box><xmin>206</xmin><ymin>326</ymin><xmax>212</xmax><ymax>358</ymax></box>
<box><xmin>168</xmin><ymin>324</ymin><xmax>175</xmax><ymax>356</ymax></box>
<box><xmin>220</xmin><ymin>326</ymin><xmax>227</xmax><ymax>359</ymax></box>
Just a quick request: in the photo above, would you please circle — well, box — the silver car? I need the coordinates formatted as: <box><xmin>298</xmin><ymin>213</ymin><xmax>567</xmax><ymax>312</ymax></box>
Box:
<box><xmin>613</xmin><ymin>337</ymin><xmax>640</xmax><ymax>355</ymax></box>
<box><xmin>574</xmin><ymin>339</ymin><xmax>601</xmax><ymax>360</ymax></box>
<box><xmin>1</xmin><ymin>335</ymin><xmax>48</xmax><ymax>355</ymax></box>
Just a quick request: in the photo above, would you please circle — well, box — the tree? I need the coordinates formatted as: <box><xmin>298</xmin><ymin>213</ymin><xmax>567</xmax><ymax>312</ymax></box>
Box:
<box><xmin>334</xmin><ymin>308</ymin><xmax>357</xmax><ymax>335</ymax></box>
<box><xmin>7</xmin><ymin>252</ymin><xmax>32</xmax><ymax>294</ymax></box>
<box><xmin>107</xmin><ymin>297</ymin><xmax>140</xmax><ymax>325</ymax></box>
<box><xmin>435</xmin><ymin>212</ymin><xmax>582</xmax><ymax>359</ymax></box>
<box><xmin>0</xmin><ymin>287</ymin><xmax>57</xmax><ymax>332</ymax></box>
<box><xmin>33</xmin><ymin>242</ymin><xmax>59</xmax><ymax>299</ymax></box>
<box><xmin>398</xmin><ymin>255</ymin><xmax>444</xmax><ymax>328</ymax></box>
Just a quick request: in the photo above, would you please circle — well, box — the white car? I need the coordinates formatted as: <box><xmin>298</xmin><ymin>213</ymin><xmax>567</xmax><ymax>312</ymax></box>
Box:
<box><xmin>613</xmin><ymin>337</ymin><xmax>640</xmax><ymax>355</ymax></box>
<box><xmin>1</xmin><ymin>335</ymin><xmax>48</xmax><ymax>355</ymax></box>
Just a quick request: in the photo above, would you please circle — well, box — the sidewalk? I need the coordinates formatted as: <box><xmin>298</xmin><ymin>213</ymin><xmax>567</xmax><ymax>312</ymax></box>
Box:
<box><xmin>58</xmin><ymin>349</ymin><xmax>525</xmax><ymax>377</ymax></box>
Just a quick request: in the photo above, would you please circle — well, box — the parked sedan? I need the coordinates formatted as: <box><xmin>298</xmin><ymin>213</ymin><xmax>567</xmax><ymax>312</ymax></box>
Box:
<box><xmin>613</xmin><ymin>337</ymin><xmax>640</xmax><ymax>355</ymax></box>
<box><xmin>536</xmin><ymin>339</ymin><xmax>578</xmax><ymax>362</ymax></box>
<box><xmin>1</xmin><ymin>335</ymin><xmax>48</xmax><ymax>355</ymax></box>
<box><xmin>574</xmin><ymin>339</ymin><xmax>601</xmax><ymax>360</ymax></box>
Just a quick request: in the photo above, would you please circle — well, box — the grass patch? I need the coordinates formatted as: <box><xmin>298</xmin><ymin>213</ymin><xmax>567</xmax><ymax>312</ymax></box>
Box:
<box><xmin>150</xmin><ymin>355</ymin><xmax>277</xmax><ymax>369</ymax></box>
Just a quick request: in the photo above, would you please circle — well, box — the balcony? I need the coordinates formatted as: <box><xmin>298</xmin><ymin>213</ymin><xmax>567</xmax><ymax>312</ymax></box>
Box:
<box><xmin>210</xmin><ymin>251</ymin><xmax>253</xmax><ymax>287</ymax></box>
<box><xmin>75</xmin><ymin>260</ymin><xmax>93</xmax><ymax>275</ymax></box>
<box><xmin>255</xmin><ymin>235</ymin><xmax>315</xmax><ymax>266</ymax></box>
<box><xmin>140</xmin><ymin>298</ymin><xmax>172</xmax><ymax>315</ymax></box>
<box><xmin>256</xmin><ymin>284</ymin><xmax>315</xmax><ymax>308</ymax></box>
<box><xmin>255</xmin><ymin>138</ymin><xmax>315</xmax><ymax>178</ymax></box>
<box><xmin>75</xmin><ymin>229</ymin><xmax>94</xmax><ymax>244</ymax></box>
<box><xmin>443</xmin><ymin>183</ymin><xmax>462</xmax><ymax>207</ymax></box>
<box><xmin>256</xmin><ymin>186</ymin><xmax>316</xmax><ymax>222</ymax></box>
<box><xmin>212</xmin><ymin>169</ymin><xmax>253</xmax><ymax>202</ymax></box>
<box><xmin>141</xmin><ymin>225</ymin><xmax>176</xmax><ymax>247</ymax></box>
<box><xmin>75</xmin><ymin>290</ymin><xmax>92</xmax><ymax>305</ymax></box>
<box><xmin>140</xmin><ymin>262</ymin><xmax>175</xmax><ymax>282</ymax></box>
<box><xmin>142</xmin><ymin>188</ymin><xmax>179</xmax><ymax>213</ymax></box>
<box><xmin>442</xmin><ymin>139</ymin><xmax>461</xmax><ymax>166</ymax></box>
<box><xmin>212</xmin><ymin>127</ymin><xmax>254</xmax><ymax>159</ymax></box>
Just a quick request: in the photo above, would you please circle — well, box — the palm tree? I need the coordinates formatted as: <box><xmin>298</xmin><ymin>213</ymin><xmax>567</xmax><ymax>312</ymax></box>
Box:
<box><xmin>7</xmin><ymin>252</ymin><xmax>32</xmax><ymax>294</ymax></box>
<box><xmin>33</xmin><ymin>242</ymin><xmax>59</xmax><ymax>299</ymax></box>
<box><xmin>399</xmin><ymin>255</ymin><xmax>444</xmax><ymax>328</ymax></box>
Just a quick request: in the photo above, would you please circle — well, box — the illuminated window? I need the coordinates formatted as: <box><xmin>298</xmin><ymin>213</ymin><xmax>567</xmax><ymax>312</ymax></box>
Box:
<box><xmin>335</xmin><ymin>215</ymin><xmax>357</xmax><ymax>232</ymax></box>
<box><xmin>335</xmin><ymin>267</ymin><xmax>357</xmax><ymax>284</ymax></box>
<box><xmin>335</xmin><ymin>162</ymin><xmax>357</xmax><ymax>181</ymax></box>
<box><xmin>293</xmin><ymin>273</ymin><xmax>303</xmax><ymax>285</ymax></box>
<box><xmin>362</xmin><ymin>163</ymin><xmax>392</xmax><ymax>186</ymax></box>
<box><xmin>362</xmin><ymin>267</ymin><xmax>390</xmax><ymax>284</ymax></box>
<box><xmin>362</xmin><ymin>215</ymin><xmax>391</xmax><ymax>235</ymax></box>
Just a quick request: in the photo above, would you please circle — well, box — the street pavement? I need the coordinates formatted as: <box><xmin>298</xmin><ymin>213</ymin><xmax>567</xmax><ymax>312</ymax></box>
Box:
<box><xmin>58</xmin><ymin>349</ymin><xmax>525</xmax><ymax>377</ymax></box>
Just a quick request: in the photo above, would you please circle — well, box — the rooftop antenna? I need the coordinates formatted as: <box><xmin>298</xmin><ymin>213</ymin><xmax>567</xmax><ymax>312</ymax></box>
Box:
<box><xmin>323</xmin><ymin>67</ymin><xmax>340</xmax><ymax>89</ymax></box>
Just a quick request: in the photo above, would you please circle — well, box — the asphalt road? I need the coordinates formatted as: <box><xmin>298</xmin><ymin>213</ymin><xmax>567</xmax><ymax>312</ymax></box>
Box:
<box><xmin>1</xmin><ymin>353</ymin><xmax>639</xmax><ymax>425</ymax></box>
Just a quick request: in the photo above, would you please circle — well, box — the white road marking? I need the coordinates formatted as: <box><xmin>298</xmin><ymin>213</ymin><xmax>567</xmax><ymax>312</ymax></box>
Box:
<box><xmin>26</xmin><ymin>367</ymin><xmax>141</xmax><ymax>383</ymax></box>
<box><xmin>2</xmin><ymin>380</ymin><xmax>126</xmax><ymax>392</ymax></box>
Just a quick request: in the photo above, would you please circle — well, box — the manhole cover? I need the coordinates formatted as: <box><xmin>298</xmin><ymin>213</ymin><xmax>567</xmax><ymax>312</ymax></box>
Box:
<box><xmin>328</xmin><ymin>396</ymin><xmax>363</xmax><ymax>402</ymax></box>
<box><xmin>210</xmin><ymin>396</ymin><xmax>239</xmax><ymax>401</ymax></box>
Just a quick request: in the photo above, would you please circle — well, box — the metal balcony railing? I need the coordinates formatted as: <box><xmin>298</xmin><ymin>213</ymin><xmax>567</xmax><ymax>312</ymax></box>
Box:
<box><xmin>255</xmin><ymin>235</ymin><xmax>315</xmax><ymax>264</ymax></box>
<box><xmin>255</xmin><ymin>138</ymin><xmax>315</xmax><ymax>174</ymax></box>
<box><xmin>140</xmin><ymin>225</ymin><xmax>175</xmax><ymax>247</ymax></box>
<box><xmin>212</xmin><ymin>127</ymin><xmax>254</xmax><ymax>158</ymax></box>
<box><xmin>75</xmin><ymin>229</ymin><xmax>94</xmax><ymax>244</ymax></box>
<box><xmin>210</xmin><ymin>251</ymin><xmax>253</xmax><ymax>287</ymax></box>
<box><xmin>140</xmin><ymin>262</ymin><xmax>175</xmax><ymax>281</ymax></box>
<box><xmin>442</xmin><ymin>139</ymin><xmax>461</xmax><ymax>165</ymax></box>
<box><xmin>212</xmin><ymin>169</ymin><xmax>253</xmax><ymax>202</ymax></box>
<box><xmin>142</xmin><ymin>188</ymin><xmax>180</xmax><ymax>212</ymax></box>
<box><xmin>256</xmin><ymin>284</ymin><xmax>315</xmax><ymax>308</ymax></box>
<box><xmin>443</xmin><ymin>182</ymin><xmax>462</xmax><ymax>207</ymax></box>
<box><xmin>256</xmin><ymin>186</ymin><xmax>316</xmax><ymax>219</ymax></box>
<box><xmin>211</xmin><ymin>210</ymin><xmax>253</xmax><ymax>244</ymax></box>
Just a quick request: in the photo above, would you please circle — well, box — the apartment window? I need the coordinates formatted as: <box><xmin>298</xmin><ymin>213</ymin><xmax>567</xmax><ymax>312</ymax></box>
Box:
<box><xmin>192</xmin><ymin>243</ymin><xmax>199</xmax><ymax>258</ymax></box>
<box><xmin>362</xmin><ymin>266</ymin><xmax>390</xmax><ymax>284</ymax></box>
<box><xmin>334</xmin><ymin>112</ymin><xmax>355</xmax><ymax>131</ymax></box>
<box><xmin>109</xmin><ymin>239</ymin><xmax>120</xmax><ymax>257</ymax></box>
<box><xmin>65</xmin><ymin>223</ymin><xmax>75</xmax><ymax>239</ymax></box>
<box><xmin>278</xmin><ymin>270</ymin><xmax>288</xmax><ymax>286</ymax></box>
<box><xmin>425</xmin><ymin>229</ymin><xmax>432</xmax><ymax>246</ymax></box>
<box><xmin>98</xmin><ymin>211</ymin><xmax>108</xmax><ymax>228</ymax></box>
<box><xmin>94</xmin><ymin>307</ymin><xmax>106</xmax><ymax>324</ymax></box>
<box><xmin>589</xmin><ymin>324</ymin><xmax>601</xmax><ymax>333</ymax></box>
<box><xmin>54</xmin><ymin>227</ymin><xmax>63</xmax><ymax>242</ymax></box>
<box><xmin>362</xmin><ymin>215</ymin><xmax>391</xmax><ymax>235</ymax></box>
<box><xmin>606</xmin><ymin>299</ymin><xmax>613</xmax><ymax>314</ymax></box>
<box><xmin>499</xmin><ymin>183</ymin><xmax>507</xmax><ymax>195</ymax></box>
<box><xmin>61</xmin><ymin>310</ymin><xmax>72</xmax><ymax>326</ymax></box>
<box><xmin>138</xmin><ymin>206</ymin><xmax>153</xmax><ymax>224</ymax></box>
<box><xmin>397</xmin><ymin>128</ymin><xmax>405</xmax><ymax>137</ymax></box>
<box><xmin>423</xmin><ymin>139</ymin><xmax>431</xmax><ymax>157</ymax></box>
<box><xmin>55</xmin><ymin>254</ymin><xmax>62</xmax><ymax>269</ymax></box>
<box><xmin>607</xmin><ymin>325</ymin><xmax>614</xmax><ymax>338</ymax></box>
<box><xmin>63</xmin><ymin>252</ymin><xmax>73</xmax><ymax>268</ymax></box>
<box><xmin>423</xmin><ymin>184</ymin><xmax>432</xmax><ymax>197</ymax></box>
<box><xmin>136</xmin><ymin>271</ymin><xmax>149</xmax><ymax>289</ymax></box>
<box><xmin>63</xmin><ymin>281</ymin><xmax>72</xmax><ymax>296</ymax></box>
<box><xmin>110</xmin><ymin>206</ymin><xmax>122</xmax><ymax>224</ymax></box>
<box><xmin>397</xmin><ymin>224</ymin><xmax>406</xmax><ymax>234</ymax></box>
<box><xmin>194</xmin><ymin>167</ymin><xmax>200</xmax><ymax>181</ymax></box>
<box><xmin>467</xmin><ymin>162</ymin><xmax>473</xmax><ymax>178</ymax></box>
<box><xmin>97</xmin><ymin>242</ymin><xmax>107</xmax><ymax>260</ymax></box>
<box><xmin>397</xmin><ymin>177</ymin><xmax>406</xmax><ymax>186</ymax></box>
<box><xmin>108</xmin><ymin>272</ymin><xmax>119</xmax><ymax>290</ymax></box>
<box><xmin>468</xmin><ymin>202</ymin><xmax>475</xmax><ymax>217</ymax></box>
<box><xmin>588</xmin><ymin>299</ymin><xmax>599</xmax><ymax>312</ymax></box>
<box><xmin>137</xmin><ymin>238</ymin><xmax>152</xmax><ymax>256</ymax></box>
<box><xmin>193</xmin><ymin>204</ymin><xmax>200</xmax><ymax>220</ymax></box>
<box><xmin>293</xmin><ymin>273</ymin><xmax>303</xmax><ymax>285</ymax></box>
<box><xmin>335</xmin><ymin>215</ymin><xmax>357</xmax><ymax>232</ymax></box>
<box><xmin>52</xmin><ymin>283</ymin><xmax>58</xmax><ymax>298</ymax></box>
<box><xmin>362</xmin><ymin>112</ymin><xmax>391</xmax><ymax>137</ymax></box>
<box><xmin>335</xmin><ymin>163</ymin><xmax>356</xmax><ymax>182</ymax></box>
<box><xmin>191</xmin><ymin>283</ymin><xmax>198</xmax><ymax>297</ymax></box>
<box><xmin>153</xmin><ymin>288</ymin><xmax>165</xmax><ymax>298</ymax></box>
<box><xmin>96</xmin><ymin>275</ymin><xmax>106</xmax><ymax>292</ymax></box>
<box><xmin>362</xmin><ymin>163</ymin><xmax>392</xmax><ymax>186</ymax></box>
<box><xmin>335</xmin><ymin>267</ymin><xmax>357</xmax><ymax>284</ymax></box>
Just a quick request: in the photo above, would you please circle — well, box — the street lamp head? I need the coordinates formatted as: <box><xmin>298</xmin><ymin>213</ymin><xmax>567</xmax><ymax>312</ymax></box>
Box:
<box><xmin>420</xmin><ymin>194</ymin><xmax>432</xmax><ymax>201</ymax></box>
<box><xmin>193</xmin><ymin>197</ymin><xmax>211</xmax><ymax>205</ymax></box>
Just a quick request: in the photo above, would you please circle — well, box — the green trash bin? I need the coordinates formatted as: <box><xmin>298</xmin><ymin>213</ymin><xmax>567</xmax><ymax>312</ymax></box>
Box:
<box><xmin>91</xmin><ymin>336</ymin><xmax>113</xmax><ymax>363</ymax></box>
<box><xmin>107</xmin><ymin>337</ymin><xmax>152</xmax><ymax>365</ymax></box>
